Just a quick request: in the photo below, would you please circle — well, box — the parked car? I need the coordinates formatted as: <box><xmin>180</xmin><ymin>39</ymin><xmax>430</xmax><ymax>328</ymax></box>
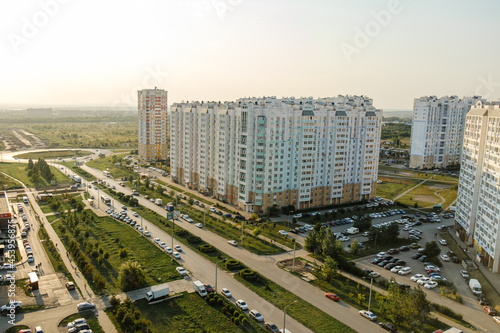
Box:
<box><xmin>484</xmin><ymin>306</ymin><xmax>499</xmax><ymax>316</ymax></box>
<box><xmin>228</xmin><ymin>240</ymin><xmax>238</xmax><ymax>246</ymax></box>
<box><xmin>176</xmin><ymin>267</ymin><xmax>187</xmax><ymax>276</ymax></box>
<box><xmin>221</xmin><ymin>288</ymin><xmax>232</xmax><ymax>298</ymax></box>
<box><xmin>439</xmin><ymin>239</ymin><xmax>448</xmax><ymax>246</ymax></box>
<box><xmin>174</xmin><ymin>245</ymin><xmax>182</xmax><ymax>252</ymax></box>
<box><xmin>235</xmin><ymin>299</ymin><xmax>248</xmax><ymax>310</ymax></box>
<box><xmin>424</xmin><ymin>281</ymin><xmax>438</xmax><ymax>289</ymax></box>
<box><xmin>173</xmin><ymin>252</ymin><xmax>181</xmax><ymax>259</ymax></box>
<box><xmin>379</xmin><ymin>322</ymin><xmax>397</xmax><ymax>332</ymax></box>
<box><xmin>359</xmin><ymin>310</ymin><xmax>377</xmax><ymax>321</ymax></box>
<box><xmin>265</xmin><ymin>322</ymin><xmax>279</xmax><ymax>332</ymax></box>
<box><xmin>460</xmin><ymin>270</ymin><xmax>470</xmax><ymax>279</ymax></box>
<box><xmin>249</xmin><ymin>309</ymin><xmax>264</xmax><ymax>322</ymax></box>
<box><xmin>66</xmin><ymin>282</ymin><xmax>76</xmax><ymax>290</ymax></box>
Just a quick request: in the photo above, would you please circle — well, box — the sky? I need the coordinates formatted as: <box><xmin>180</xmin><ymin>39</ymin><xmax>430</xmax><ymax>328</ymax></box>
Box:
<box><xmin>1</xmin><ymin>0</ymin><xmax>499</xmax><ymax>110</ymax></box>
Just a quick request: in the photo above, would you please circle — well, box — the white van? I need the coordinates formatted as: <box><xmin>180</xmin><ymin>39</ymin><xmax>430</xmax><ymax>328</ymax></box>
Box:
<box><xmin>346</xmin><ymin>227</ymin><xmax>359</xmax><ymax>235</ymax></box>
<box><xmin>469</xmin><ymin>279</ymin><xmax>482</xmax><ymax>295</ymax></box>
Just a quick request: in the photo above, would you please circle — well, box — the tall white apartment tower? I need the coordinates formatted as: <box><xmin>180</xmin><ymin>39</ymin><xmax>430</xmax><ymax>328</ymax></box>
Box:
<box><xmin>170</xmin><ymin>96</ymin><xmax>382</xmax><ymax>214</ymax></box>
<box><xmin>456</xmin><ymin>101</ymin><xmax>500</xmax><ymax>272</ymax></box>
<box><xmin>410</xmin><ymin>96</ymin><xmax>484</xmax><ymax>170</ymax></box>
<box><xmin>138</xmin><ymin>88</ymin><xmax>168</xmax><ymax>162</ymax></box>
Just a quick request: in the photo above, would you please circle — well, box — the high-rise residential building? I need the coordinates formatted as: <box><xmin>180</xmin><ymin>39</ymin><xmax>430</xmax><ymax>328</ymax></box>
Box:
<box><xmin>138</xmin><ymin>88</ymin><xmax>168</xmax><ymax>162</ymax></box>
<box><xmin>456</xmin><ymin>100</ymin><xmax>500</xmax><ymax>272</ymax></box>
<box><xmin>170</xmin><ymin>95</ymin><xmax>382</xmax><ymax>214</ymax></box>
<box><xmin>409</xmin><ymin>96</ymin><xmax>484</xmax><ymax>170</ymax></box>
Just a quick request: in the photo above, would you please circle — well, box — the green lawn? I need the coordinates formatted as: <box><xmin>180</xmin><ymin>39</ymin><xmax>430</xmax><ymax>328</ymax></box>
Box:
<box><xmin>0</xmin><ymin>171</ymin><xmax>22</xmax><ymax>189</ymax></box>
<box><xmin>60</xmin><ymin>163</ymin><xmax>97</xmax><ymax>181</ymax></box>
<box><xmin>14</xmin><ymin>150</ymin><xmax>90</xmax><ymax>160</ymax></box>
<box><xmin>59</xmin><ymin>312</ymin><xmax>105</xmax><ymax>333</ymax></box>
<box><xmin>376</xmin><ymin>178</ymin><xmax>419</xmax><ymax>200</ymax></box>
<box><xmin>53</xmin><ymin>210</ymin><xmax>181</xmax><ymax>294</ymax></box>
<box><xmin>0</xmin><ymin>162</ymin><xmax>69</xmax><ymax>187</ymax></box>
<box><xmin>234</xmin><ymin>275</ymin><xmax>356</xmax><ymax>333</ymax></box>
<box><xmin>86</xmin><ymin>153</ymin><xmax>136</xmax><ymax>180</ymax></box>
<box><xmin>114</xmin><ymin>294</ymin><xmax>267</xmax><ymax>333</ymax></box>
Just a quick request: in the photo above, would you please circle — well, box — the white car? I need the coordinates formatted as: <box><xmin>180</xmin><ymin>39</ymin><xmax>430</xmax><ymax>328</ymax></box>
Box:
<box><xmin>398</xmin><ymin>267</ymin><xmax>412</xmax><ymax>275</ymax></box>
<box><xmin>166</xmin><ymin>247</ymin><xmax>173</xmax><ymax>254</ymax></box>
<box><xmin>195</xmin><ymin>223</ymin><xmax>203</xmax><ymax>228</ymax></box>
<box><xmin>133</xmin><ymin>212</ymin><xmax>139</xmax><ymax>217</ymax></box>
<box><xmin>176</xmin><ymin>267</ymin><xmax>187</xmax><ymax>276</ymax></box>
<box><xmin>417</xmin><ymin>277</ymin><xmax>431</xmax><ymax>285</ymax></box>
<box><xmin>368</xmin><ymin>272</ymin><xmax>380</xmax><ymax>278</ymax></box>
<box><xmin>439</xmin><ymin>239</ymin><xmax>448</xmax><ymax>246</ymax></box>
<box><xmin>221</xmin><ymin>288</ymin><xmax>232</xmax><ymax>298</ymax></box>
<box><xmin>173</xmin><ymin>252</ymin><xmax>181</xmax><ymax>259</ymax></box>
<box><xmin>339</xmin><ymin>236</ymin><xmax>350</xmax><ymax>242</ymax></box>
<box><xmin>235</xmin><ymin>299</ymin><xmax>248</xmax><ymax>310</ymax></box>
<box><xmin>292</xmin><ymin>214</ymin><xmax>302</xmax><ymax>218</ymax></box>
<box><xmin>359</xmin><ymin>310</ymin><xmax>377</xmax><ymax>321</ymax></box>
<box><xmin>424</xmin><ymin>281</ymin><xmax>438</xmax><ymax>289</ymax></box>
<box><xmin>278</xmin><ymin>230</ymin><xmax>288</xmax><ymax>236</ymax></box>
<box><xmin>411</xmin><ymin>274</ymin><xmax>425</xmax><ymax>282</ymax></box>
<box><xmin>228</xmin><ymin>240</ymin><xmax>237</xmax><ymax>246</ymax></box>
<box><xmin>154</xmin><ymin>238</ymin><xmax>161</xmax><ymax>244</ymax></box>
<box><xmin>249</xmin><ymin>309</ymin><xmax>264</xmax><ymax>322</ymax></box>
<box><xmin>174</xmin><ymin>245</ymin><xmax>182</xmax><ymax>252</ymax></box>
<box><xmin>440</xmin><ymin>254</ymin><xmax>450</xmax><ymax>262</ymax></box>
<box><xmin>143</xmin><ymin>231</ymin><xmax>151</xmax><ymax>237</ymax></box>
<box><xmin>391</xmin><ymin>265</ymin><xmax>403</xmax><ymax>273</ymax></box>
<box><xmin>159</xmin><ymin>242</ymin><xmax>167</xmax><ymax>249</ymax></box>
<box><xmin>460</xmin><ymin>270</ymin><xmax>470</xmax><ymax>279</ymax></box>
<box><xmin>68</xmin><ymin>318</ymin><xmax>86</xmax><ymax>329</ymax></box>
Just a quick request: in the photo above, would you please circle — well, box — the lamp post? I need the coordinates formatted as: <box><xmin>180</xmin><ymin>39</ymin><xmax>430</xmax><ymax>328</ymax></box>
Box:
<box><xmin>283</xmin><ymin>300</ymin><xmax>297</xmax><ymax>333</ymax></box>
<box><xmin>241</xmin><ymin>220</ymin><xmax>244</xmax><ymax>245</ymax></box>
<box><xmin>203</xmin><ymin>207</ymin><xmax>206</xmax><ymax>227</ymax></box>
<box><xmin>97</xmin><ymin>187</ymin><xmax>100</xmax><ymax>209</ymax></box>
<box><xmin>292</xmin><ymin>240</ymin><xmax>296</xmax><ymax>272</ymax></box>
<box><xmin>215</xmin><ymin>259</ymin><xmax>225</xmax><ymax>293</ymax></box>
<box><xmin>362</xmin><ymin>276</ymin><xmax>374</xmax><ymax>311</ymax></box>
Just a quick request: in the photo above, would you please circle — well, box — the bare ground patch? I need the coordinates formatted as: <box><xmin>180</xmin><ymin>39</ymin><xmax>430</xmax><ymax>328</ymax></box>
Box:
<box><xmin>413</xmin><ymin>195</ymin><xmax>439</xmax><ymax>203</ymax></box>
<box><xmin>277</xmin><ymin>258</ymin><xmax>316</xmax><ymax>281</ymax></box>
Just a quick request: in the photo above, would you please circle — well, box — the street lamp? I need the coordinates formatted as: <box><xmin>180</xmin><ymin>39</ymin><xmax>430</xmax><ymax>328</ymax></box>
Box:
<box><xmin>362</xmin><ymin>276</ymin><xmax>374</xmax><ymax>311</ymax></box>
<box><xmin>241</xmin><ymin>220</ymin><xmax>244</xmax><ymax>245</ymax></box>
<box><xmin>215</xmin><ymin>259</ymin><xmax>225</xmax><ymax>293</ymax></box>
<box><xmin>283</xmin><ymin>300</ymin><xmax>297</xmax><ymax>333</ymax></box>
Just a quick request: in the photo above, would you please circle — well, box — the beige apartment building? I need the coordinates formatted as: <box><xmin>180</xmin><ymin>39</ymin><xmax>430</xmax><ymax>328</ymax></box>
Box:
<box><xmin>138</xmin><ymin>88</ymin><xmax>168</xmax><ymax>162</ymax></box>
<box><xmin>170</xmin><ymin>96</ymin><xmax>382</xmax><ymax>214</ymax></box>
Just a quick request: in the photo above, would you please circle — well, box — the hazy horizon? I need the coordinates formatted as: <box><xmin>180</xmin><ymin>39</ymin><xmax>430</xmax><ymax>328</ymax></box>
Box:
<box><xmin>2</xmin><ymin>0</ymin><xmax>499</xmax><ymax>109</ymax></box>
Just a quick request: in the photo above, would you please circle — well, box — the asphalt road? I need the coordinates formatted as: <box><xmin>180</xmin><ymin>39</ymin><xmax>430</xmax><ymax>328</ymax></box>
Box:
<box><xmin>78</xmin><ymin>164</ymin><xmax>386</xmax><ymax>333</ymax></box>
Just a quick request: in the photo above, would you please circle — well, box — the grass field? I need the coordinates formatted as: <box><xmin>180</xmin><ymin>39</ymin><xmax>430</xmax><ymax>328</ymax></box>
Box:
<box><xmin>53</xmin><ymin>210</ymin><xmax>181</xmax><ymax>294</ymax></box>
<box><xmin>115</xmin><ymin>294</ymin><xmax>267</xmax><ymax>333</ymax></box>
<box><xmin>398</xmin><ymin>181</ymin><xmax>457</xmax><ymax>209</ymax></box>
<box><xmin>19</xmin><ymin>118</ymin><xmax>138</xmax><ymax>149</ymax></box>
<box><xmin>14</xmin><ymin>150</ymin><xmax>90</xmax><ymax>160</ymax></box>
<box><xmin>234</xmin><ymin>275</ymin><xmax>356</xmax><ymax>333</ymax></box>
<box><xmin>0</xmin><ymin>171</ymin><xmax>22</xmax><ymax>188</ymax></box>
<box><xmin>376</xmin><ymin>177</ymin><xmax>419</xmax><ymax>200</ymax></box>
<box><xmin>86</xmin><ymin>153</ymin><xmax>136</xmax><ymax>180</ymax></box>
<box><xmin>0</xmin><ymin>162</ymin><xmax>69</xmax><ymax>187</ymax></box>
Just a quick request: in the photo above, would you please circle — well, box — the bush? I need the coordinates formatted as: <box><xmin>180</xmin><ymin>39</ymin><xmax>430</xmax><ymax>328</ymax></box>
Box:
<box><xmin>239</xmin><ymin>268</ymin><xmax>260</xmax><ymax>281</ymax></box>
<box><xmin>187</xmin><ymin>236</ymin><xmax>202</xmax><ymax>243</ymax></box>
<box><xmin>119</xmin><ymin>248</ymin><xmax>128</xmax><ymax>258</ymax></box>
<box><xmin>225</xmin><ymin>259</ymin><xmax>244</xmax><ymax>271</ymax></box>
<box><xmin>198</xmin><ymin>244</ymin><xmax>215</xmax><ymax>253</ymax></box>
<box><xmin>432</xmin><ymin>303</ymin><xmax>463</xmax><ymax>320</ymax></box>
<box><xmin>174</xmin><ymin>229</ymin><xmax>187</xmax><ymax>236</ymax></box>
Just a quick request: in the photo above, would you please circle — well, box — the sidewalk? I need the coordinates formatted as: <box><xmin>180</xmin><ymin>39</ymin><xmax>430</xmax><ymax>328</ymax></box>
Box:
<box><xmin>26</xmin><ymin>188</ymin><xmax>118</xmax><ymax>333</ymax></box>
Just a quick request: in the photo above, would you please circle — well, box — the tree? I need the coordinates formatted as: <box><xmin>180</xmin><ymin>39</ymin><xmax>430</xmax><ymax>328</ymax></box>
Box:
<box><xmin>423</xmin><ymin>241</ymin><xmax>441</xmax><ymax>258</ymax></box>
<box><xmin>350</xmin><ymin>238</ymin><xmax>360</xmax><ymax>255</ymax></box>
<box><xmin>321</xmin><ymin>229</ymin><xmax>343</xmax><ymax>259</ymax></box>
<box><xmin>321</xmin><ymin>257</ymin><xmax>338</xmax><ymax>282</ymax></box>
<box><xmin>155</xmin><ymin>184</ymin><xmax>164</xmax><ymax>194</ymax></box>
<box><xmin>304</xmin><ymin>224</ymin><xmax>325</xmax><ymax>256</ymax></box>
<box><xmin>267</xmin><ymin>206</ymin><xmax>280</xmax><ymax>217</ymax></box>
<box><xmin>353</xmin><ymin>215</ymin><xmax>372</xmax><ymax>232</ymax></box>
<box><xmin>249</xmin><ymin>213</ymin><xmax>258</xmax><ymax>221</ymax></box>
<box><xmin>119</xmin><ymin>261</ymin><xmax>146</xmax><ymax>291</ymax></box>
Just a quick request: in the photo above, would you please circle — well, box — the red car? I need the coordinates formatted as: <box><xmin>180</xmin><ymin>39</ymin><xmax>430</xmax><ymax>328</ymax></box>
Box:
<box><xmin>484</xmin><ymin>306</ymin><xmax>498</xmax><ymax>316</ymax></box>
<box><xmin>204</xmin><ymin>284</ymin><xmax>214</xmax><ymax>293</ymax></box>
<box><xmin>325</xmin><ymin>293</ymin><xmax>340</xmax><ymax>301</ymax></box>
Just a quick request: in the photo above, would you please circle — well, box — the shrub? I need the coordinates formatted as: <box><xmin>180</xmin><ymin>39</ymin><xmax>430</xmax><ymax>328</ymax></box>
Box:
<box><xmin>432</xmin><ymin>303</ymin><xmax>463</xmax><ymax>320</ymax></box>
<box><xmin>198</xmin><ymin>244</ymin><xmax>215</xmax><ymax>253</ymax></box>
<box><xmin>119</xmin><ymin>248</ymin><xmax>128</xmax><ymax>258</ymax></box>
<box><xmin>187</xmin><ymin>236</ymin><xmax>201</xmax><ymax>243</ymax></box>
<box><xmin>174</xmin><ymin>229</ymin><xmax>187</xmax><ymax>236</ymax></box>
<box><xmin>225</xmin><ymin>259</ymin><xmax>244</xmax><ymax>271</ymax></box>
<box><xmin>239</xmin><ymin>268</ymin><xmax>260</xmax><ymax>281</ymax></box>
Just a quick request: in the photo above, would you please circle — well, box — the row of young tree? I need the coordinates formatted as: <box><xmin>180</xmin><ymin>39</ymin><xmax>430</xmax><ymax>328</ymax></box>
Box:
<box><xmin>26</xmin><ymin>158</ymin><xmax>53</xmax><ymax>183</ymax></box>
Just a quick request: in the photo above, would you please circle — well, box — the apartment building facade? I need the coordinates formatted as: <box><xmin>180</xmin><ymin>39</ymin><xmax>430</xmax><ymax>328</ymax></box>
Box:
<box><xmin>138</xmin><ymin>88</ymin><xmax>168</xmax><ymax>162</ymax></box>
<box><xmin>170</xmin><ymin>96</ymin><xmax>382</xmax><ymax>214</ymax></box>
<box><xmin>456</xmin><ymin>101</ymin><xmax>500</xmax><ymax>272</ymax></box>
<box><xmin>410</xmin><ymin>96</ymin><xmax>484</xmax><ymax>169</ymax></box>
